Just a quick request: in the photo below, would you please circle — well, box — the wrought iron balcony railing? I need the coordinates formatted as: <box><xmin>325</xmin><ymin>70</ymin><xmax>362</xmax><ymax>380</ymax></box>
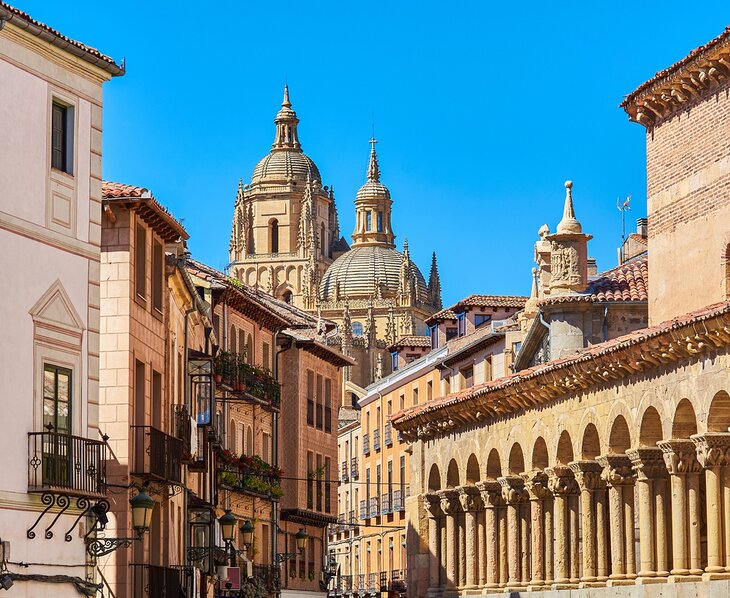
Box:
<box><xmin>350</xmin><ymin>457</ymin><xmax>358</xmax><ymax>479</ymax></box>
<box><xmin>214</xmin><ymin>352</ymin><xmax>281</xmax><ymax>409</ymax></box>
<box><xmin>392</xmin><ymin>489</ymin><xmax>403</xmax><ymax>512</ymax></box>
<box><xmin>362</xmin><ymin>434</ymin><xmax>369</xmax><ymax>455</ymax></box>
<box><xmin>356</xmin><ymin>574</ymin><xmax>365</xmax><ymax>593</ymax></box>
<box><xmin>368</xmin><ymin>573</ymin><xmax>378</xmax><ymax>592</ymax></box>
<box><xmin>173</xmin><ymin>405</ymin><xmax>192</xmax><ymax>462</ymax></box>
<box><xmin>359</xmin><ymin>500</ymin><xmax>367</xmax><ymax>520</ymax></box>
<box><xmin>252</xmin><ymin>564</ymin><xmax>280</xmax><ymax>593</ymax></box>
<box><xmin>341</xmin><ymin>461</ymin><xmax>349</xmax><ymax>482</ymax></box>
<box><xmin>348</xmin><ymin>510</ymin><xmax>355</xmax><ymax>524</ymax></box>
<box><xmin>131</xmin><ymin>426</ymin><xmax>183</xmax><ymax>484</ymax></box>
<box><xmin>28</xmin><ymin>431</ymin><xmax>107</xmax><ymax>498</ymax></box>
<box><xmin>217</xmin><ymin>453</ymin><xmax>282</xmax><ymax>499</ymax></box>
<box><xmin>380</xmin><ymin>571</ymin><xmax>388</xmax><ymax>592</ymax></box>
<box><xmin>131</xmin><ymin>564</ymin><xmax>194</xmax><ymax>598</ymax></box>
<box><xmin>341</xmin><ymin>574</ymin><xmax>352</xmax><ymax>593</ymax></box>
<box><xmin>369</xmin><ymin>496</ymin><xmax>378</xmax><ymax>519</ymax></box>
<box><xmin>381</xmin><ymin>492</ymin><xmax>391</xmax><ymax>516</ymax></box>
<box><xmin>373</xmin><ymin>428</ymin><xmax>380</xmax><ymax>452</ymax></box>
<box><xmin>390</xmin><ymin>569</ymin><xmax>406</xmax><ymax>592</ymax></box>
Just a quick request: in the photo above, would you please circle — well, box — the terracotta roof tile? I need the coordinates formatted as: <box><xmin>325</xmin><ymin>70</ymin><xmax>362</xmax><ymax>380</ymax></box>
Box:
<box><xmin>388</xmin><ymin>335</ymin><xmax>432</xmax><ymax>350</ymax></box>
<box><xmin>393</xmin><ymin>299</ymin><xmax>730</xmax><ymax>428</ymax></box>
<box><xmin>540</xmin><ymin>254</ymin><xmax>648</xmax><ymax>306</ymax></box>
<box><xmin>0</xmin><ymin>2</ymin><xmax>123</xmax><ymax>75</ymax></box>
<box><xmin>101</xmin><ymin>181</ymin><xmax>149</xmax><ymax>199</ymax></box>
<box><xmin>458</xmin><ymin>295</ymin><xmax>529</xmax><ymax>309</ymax></box>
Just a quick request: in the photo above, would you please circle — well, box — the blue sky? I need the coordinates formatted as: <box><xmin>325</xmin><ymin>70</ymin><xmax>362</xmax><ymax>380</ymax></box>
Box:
<box><xmin>21</xmin><ymin>1</ymin><xmax>730</xmax><ymax>306</ymax></box>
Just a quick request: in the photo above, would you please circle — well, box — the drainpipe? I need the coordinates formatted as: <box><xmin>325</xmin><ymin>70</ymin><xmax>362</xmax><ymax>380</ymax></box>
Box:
<box><xmin>272</xmin><ymin>329</ymin><xmax>290</xmax><ymax>592</ymax></box>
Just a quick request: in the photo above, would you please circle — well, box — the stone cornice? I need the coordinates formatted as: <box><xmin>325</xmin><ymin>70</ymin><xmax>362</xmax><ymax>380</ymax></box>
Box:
<box><xmin>393</xmin><ymin>301</ymin><xmax>730</xmax><ymax>442</ymax></box>
<box><xmin>622</xmin><ymin>27</ymin><xmax>730</xmax><ymax>128</ymax></box>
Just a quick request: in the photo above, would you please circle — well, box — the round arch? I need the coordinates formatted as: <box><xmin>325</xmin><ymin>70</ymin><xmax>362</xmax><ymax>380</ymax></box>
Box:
<box><xmin>532</xmin><ymin>437</ymin><xmax>549</xmax><ymax>470</ymax></box>
<box><xmin>427</xmin><ymin>463</ymin><xmax>441</xmax><ymax>491</ymax></box>
<box><xmin>708</xmin><ymin>391</ymin><xmax>730</xmax><ymax>433</ymax></box>
<box><xmin>508</xmin><ymin>443</ymin><xmax>525</xmax><ymax>475</ymax></box>
<box><xmin>486</xmin><ymin>449</ymin><xmax>502</xmax><ymax>480</ymax></box>
<box><xmin>673</xmin><ymin>399</ymin><xmax>698</xmax><ymax>438</ymax></box>
<box><xmin>581</xmin><ymin>424</ymin><xmax>600</xmax><ymax>459</ymax></box>
<box><xmin>556</xmin><ymin>431</ymin><xmax>574</xmax><ymax>464</ymax></box>
<box><xmin>446</xmin><ymin>459</ymin><xmax>460</xmax><ymax>488</ymax></box>
<box><xmin>639</xmin><ymin>406</ymin><xmax>663</xmax><ymax>447</ymax></box>
<box><xmin>609</xmin><ymin>415</ymin><xmax>631</xmax><ymax>453</ymax></box>
<box><xmin>466</xmin><ymin>454</ymin><xmax>480</xmax><ymax>484</ymax></box>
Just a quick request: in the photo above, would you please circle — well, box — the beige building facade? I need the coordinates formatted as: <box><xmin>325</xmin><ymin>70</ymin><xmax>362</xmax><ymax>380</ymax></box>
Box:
<box><xmin>393</xmin><ymin>26</ymin><xmax>730</xmax><ymax>598</ymax></box>
<box><xmin>0</xmin><ymin>4</ymin><xmax>122</xmax><ymax>596</ymax></box>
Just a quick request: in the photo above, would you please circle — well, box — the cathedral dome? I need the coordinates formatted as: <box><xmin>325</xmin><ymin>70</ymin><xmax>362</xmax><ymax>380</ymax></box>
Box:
<box><xmin>319</xmin><ymin>245</ymin><xmax>429</xmax><ymax>302</ymax></box>
<box><xmin>251</xmin><ymin>151</ymin><xmax>321</xmax><ymax>185</ymax></box>
<box><xmin>356</xmin><ymin>179</ymin><xmax>390</xmax><ymax>201</ymax></box>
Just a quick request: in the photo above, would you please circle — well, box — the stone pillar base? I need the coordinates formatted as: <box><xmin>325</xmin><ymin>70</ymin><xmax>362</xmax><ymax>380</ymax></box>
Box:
<box><xmin>606</xmin><ymin>578</ymin><xmax>636</xmax><ymax>587</ymax></box>
<box><xmin>578</xmin><ymin>581</ymin><xmax>606</xmax><ymax>588</ymax></box>
<box><xmin>667</xmin><ymin>574</ymin><xmax>702</xmax><ymax>583</ymax></box>
<box><xmin>504</xmin><ymin>584</ymin><xmax>528</xmax><ymax>592</ymax></box>
<box><xmin>551</xmin><ymin>583</ymin><xmax>578</xmax><ymax>590</ymax></box>
<box><xmin>526</xmin><ymin>582</ymin><xmax>547</xmax><ymax>591</ymax></box>
<box><xmin>635</xmin><ymin>575</ymin><xmax>667</xmax><ymax>584</ymax></box>
<box><xmin>702</xmin><ymin>571</ymin><xmax>730</xmax><ymax>581</ymax></box>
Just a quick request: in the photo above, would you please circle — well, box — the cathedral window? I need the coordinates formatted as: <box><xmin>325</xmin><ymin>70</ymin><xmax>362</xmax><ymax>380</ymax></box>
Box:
<box><xmin>391</xmin><ymin>352</ymin><xmax>398</xmax><ymax>372</ymax></box>
<box><xmin>377</xmin><ymin>211</ymin><xmax>383</xmax><ymax>233</ymax></box>
<box><xmin>352</xmin><ymin>322</ymin><xmax>364</xmax><ymax>336</ymax></box>
<box><xmin>365</xmin><ymin>212</ymin><xmax>372</xmax><ymax>232</ymax></box>
<box><xmin>269</xmin><ymin>219</ymin><xmax>279</xmax><ymax>254</ymax></box>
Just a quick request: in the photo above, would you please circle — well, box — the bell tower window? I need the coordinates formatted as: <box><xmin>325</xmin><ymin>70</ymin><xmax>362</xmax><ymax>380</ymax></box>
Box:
<box><xmin>269</xmin><ymin>219</ymin><xmax>279</xmax><ymax>254</ymax></box>
<box><xmin>366</xmin><ymin>212</ymin><xmax>372</xmax><ymax>232</ymax></box>
<box><xmin>377</xmin><ymin>211</ymin><xmax>383</xmax><ymax>233</ymax></box>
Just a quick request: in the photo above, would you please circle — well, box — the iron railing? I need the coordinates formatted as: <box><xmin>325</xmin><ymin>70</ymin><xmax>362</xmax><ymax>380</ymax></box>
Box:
<box><xmin>131</xmin><ymin>425</ymin><xmax>183</xmax><ymax>484</ymax></box>
<box><xmin>131</xmin><ymin>564</ymin><xmax>194</xmax><ymax>597</ymax></box>
<box><xmin>341</xmin><ymin>574</ymin><xmax>352</xmax><ymax>593</ymax></box>
<box><xmin>384</xmin><ymin>421</ymin><xmax>392</xmax><ymax>446</ymax></box>
<box><xmin>357</xmin><ymin>574</ymin><xmax>365</xmax><ymax>593</ymax></box>
<box><xmin>218</xmin><ymin>458</ymin><xmax>282</xmax><ymax>499</ymax></box>
<box><xmin>28</xmin><ymin>431</ymin><xmax>106</xmax><ymax>497</ymax></box>
<box><xmin>341</xmin><ymin>461</ymin><xmax>349</xmax><ymax>482</ymax></box>
<box><xmin>173</xmin><ymin>405</ymin><xmax>192</xmax><ymax>461</ymax></box>
<box><xmin>214</xmin><ymin>353</ymin><xmax>281</xmax><ymax>408</ymax></box>
<box><xmin>362</xmin><ymin>434</ymin><xmax>369</xmax><ymax>455</ymax></box>
<box><xmin>390</xmin><ymin>569</ymin><xmax>406</xmax><ymax>592</ymax></box>
<box><xmin>380</xmin><ymin>571</ymin><xmax>388</xmax><ymax>592</ymax></box>
<box><xmin>368</xmin><ymin>573</ymin><xmax>378</xmax><ymax>593</ymax></box>
<box><xmin>359</xmin><ymin>500</ymin><xmax>367</xmax><ymax>520</ymax></box>
<box><xmin>350</xmin><ymin>457</ymin><xmax>358</xmax><ymax>479</ymax></box>
<box><xmin>369</xmin><ymin>496</ymin><xmax>378</xmax><ymax>519</ymax></box>
<box><xmin>381</xmin><ymin>492</ymin><xmax>391</xmax><ymax>515</ymax></box>
<box><xmin>348</xmin><ymin>510</ymin><xmax>355</xmax><ymax>524</ymax></box>
<box><xmin>392</xmin><ymin>489</ymin><xmax>403</xmax><ymax>512</ymax></box>
<box><xmin>373</xmin><ymin>429</ymin><xmax>380</xmax><ymax>451</ymax></box>
<box><xmin>252</xmin><ymin>564</ymin><xmax>280</xmax><ymax>593</ymax></box>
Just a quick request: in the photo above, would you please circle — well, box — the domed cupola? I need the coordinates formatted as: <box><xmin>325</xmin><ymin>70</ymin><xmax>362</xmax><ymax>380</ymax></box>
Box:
<box><xmin>251</xmin><ymin>86</ymin><xmax>322</xmax><ymax>185</ymax></box>
<box><xmin>351</xmin><ymin>139</ymin><xmax>394</xmax><ymax>247</ymax></box>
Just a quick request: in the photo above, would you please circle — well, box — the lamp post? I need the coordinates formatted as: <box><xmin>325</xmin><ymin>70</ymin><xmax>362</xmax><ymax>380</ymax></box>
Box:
<box><xmin>274</xmin><ymin>527</ymin><xmax>308</xmax><ymax>564</ymax></box>
<box><xmin>86</xmin><ymin>485</ymin><xmax>154</xmax><ymax>557</ymax></box>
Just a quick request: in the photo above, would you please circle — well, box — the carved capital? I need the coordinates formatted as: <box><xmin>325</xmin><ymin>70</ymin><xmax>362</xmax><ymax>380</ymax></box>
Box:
<box><xmin>626</xmin><ymin>447</ymin><xmax>668</xmax><ymax>480</ymax></box>
<box><xmin>545</xmin><ymin>465</ymin><xmax>579</xmax><ymax>495</ymax></box>
<box><xmin>423</xmin><ymin>493</ymin><xmax>444</xmax><ymax>518</ymax></box>
<box><xmin>568</xmin><ymin>460</ymin><xmax>605</xmax><ymax>491</ymax></box>
<box><xmin>691</xmin><ymin>433</ymin><xmax>730</xmax><ymax>468</ymax></box>
<box><xmin>521</xmin><ymin>470</ymin><xmax>551</xmax><ymax>500</ymax></box>
<box><xmin>658</xmin><ymin>439</ymin><xmax>701</xmax><ymax>475</ymax></box>
<box><xmin>475</xmin><ymin>480</ymin><xmax>504</xmax><ymax>508</ymax></box>
<box><xmin>596</xmin><ymin>454</ymin><xmax>636</xmax><ymax>486</ymax></box>
<box><xmin>498</xmin><ymin>475</ymin><xmax>528</xmax><ymax>505</ymax></box>
<box><xmin>438</xmin><ymin>489</ymin><xmax>461</xmax><ymax>516</ymax></box>
<box><xmin>456</xmin><ymin>485</ymin><xmax>483</xmax><ymax>512</ymax></box>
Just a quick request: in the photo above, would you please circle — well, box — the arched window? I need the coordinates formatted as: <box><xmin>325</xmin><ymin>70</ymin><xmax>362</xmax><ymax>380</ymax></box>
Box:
<box><xmin>246</xmin><ymin>425</ymin><xmax>253</xmax><ymax>455</ymax></box>
<box><xmin>246</xmin><ymin>334</ymin><xmax>253</xmax><ymax>365</ymax></box>
<box><xmin>283</xmin><ymin>290</ymin><xmax>292</xmax><ymax>304</ymax></box>
<box><xmin>352</xmin><ymin>322</ymin><xmax>364</xmax><ymax>336</ymax></box>
<box><xmin>269</xmin><ymin>219</ymin><xmax>279</xmax><ymax>254</ymax></box>
<box><xmin>229</xmin><ymin>419</ymin><xmax>237</xmax><ymax>453</ymax></box>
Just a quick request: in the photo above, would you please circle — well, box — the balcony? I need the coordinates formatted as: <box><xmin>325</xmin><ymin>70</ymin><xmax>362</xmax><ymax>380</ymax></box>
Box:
<box><xmin>368</xmin><ymin>496</ymin><xmax>378</xmax><ymax>519</ymax></box>
<box><xmin>384</xmin><ymin>421</ymin><xmax>392</xmax><ymax>446</ymax></box>
<box><xmin>392</xmin><ymin>489</ymin><xmax>403</xmax><ymax>512</ymax></box>
<box><xmin>381</xmin><ymin>492</ymin><xmax>391</xmax><ymax>516</ymax></box>
<box><xmin>359</xmin><ymin>500</ymin><xmax>367</xmax><ymax>520</ymax></box>
<box><xmin>363</xmin><ymin>434</ymin><xmax>370</xmax><ymax>455</ymax></box>
<box><xmin>350</xmin><ymin>457</ymin><xmax>358</xmax><ymax>479</ymax></box>
<box><xmin>173</xmin><ymin>405</ymin><xmax>192</xmax><ymax>462</ymax></box>
<box><xmin>348</xmin><ymin>510</ymin><xmax>355</xmax><ymax>525</ymax></box>
<box><xmin>214</xmin><ymin>352</ymin><xmax>280</xmax><ymax>409</ymax></box>
<box><xmin>28</xmin><ymin>431</ymin><xmax>107</xmax><ymax>498</ymax></box>
<box><xmin>380</xmin><ymin>571</ymin><xmax>388</xmax><ymax>592</ymax></box>
<box><xmin>373</xmin><ymin>429</ymin><xmax>380</xmax><ymax>452</ymax></box>
<box><xmin>341</xmin><ymin>460</ymin><xmax>349</xmax><ymax>482</ymax></box>
<box><xmin>390</xmin><ymin>570</ymin><xmax>407</xmax><ymax>593</ymax></box>
<box><xmin>131</xmin><ymin>425</ymin><xmax>183</xmax><ymax>484</ymax></box>
<box><xmin>217</xmin><ymin>449</ymin><xmax>282</xmax><ymax>499</ymax></box>
<box><xmin>368</xmin><ymin>573</ymin><xmax>378</xmax><ymax>593</ymax></box>
<box><xmin>341</xmin><ymin>574</ymin><xmax>352</xmax><ymax>594</ymax></box>
<box><xmin>131</xmin><ymin>564</ymin><xmax>194</xmax><ymax>598</ymax></box>
<box><xmin>356</xmin><ymin>574</ymin><xmax>365</xmax><ymax>593</ymax></box>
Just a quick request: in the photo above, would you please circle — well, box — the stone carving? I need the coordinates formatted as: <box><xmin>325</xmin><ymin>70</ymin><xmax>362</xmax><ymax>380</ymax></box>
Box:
<box><xmin>498</xmin><ymin>476</ymin><xmax>528</xmax><ymax>504</ymax></box>
<box><xmin>476</xmin><ymin>481</ymin><xmax>504</xmax><ymax>508</ymax></box>
<box><xmin>546</xmin><ymin>466</ymin><xmax>580</xmax><ymax>495</ymax></box>
<box><xmin>551</xmin><ymin>244</ymin><xmax>580</xmax><ymax>284</ymax></box>
<box><xmin>691</xmin><ymin>433</ymin><xmax>730</xmax><ymax>468</ymax></box>
<box><xmin>658</xmin><ymin>439</ymin><xmax>702</xmax><ymax>474</ymax></box>
<box><xmin>438</xmin><ymin>490</ymin><xmax>461</xmax><ymax>515</ymax></box>
<box><xmin>457</xmin><ymin>486</ymin><xmax>483</xmax><ymax>512</ymax></box>
<box><xmin>423</xmin><ymin>493</ymin><xmax>443</xmax><ymax>518</ymax></box>
<box><xmin>521</xmin><ymin>470</ymin><xmax>551</xmax><ymax>500</ymax></box>
<box><xmin>568</xmin><ymin>461</ymin><xmax>605</xmax><ymax>491</ymax></box>
<box><xmin>596</xmin><ymin>454</ymin><xmax>636</xmax><ymax>486</ymax></box>
<box><xmin>626</xmin><ymin>447</ymin><xmax>668</xmax><ymax>480</ymax></box>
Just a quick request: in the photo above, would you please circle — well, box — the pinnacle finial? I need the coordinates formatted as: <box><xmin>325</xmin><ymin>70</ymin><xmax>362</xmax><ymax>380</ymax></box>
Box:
<box><xmin>530</xmin><ymin>267</ymin><xmax>538</xmax><ymax>298</ymax></box>
<box><xmin>403</xmin><ymin>238</ymin><xmax>410</xmax><ymax>258</ymax></box>
<box><xmin>282</xmin><ymin>84</ymin><xmax>291</xmax><ymax>108</ymax></box>
<box><xmin>367</xmin><ymin>137</ymin><xmax>380</xmax><ymax>182</ymax></box>
<box><xmin>557</xmin><ymin>179</ymin><xmax>583</xmax><ymax>234</ymax></box>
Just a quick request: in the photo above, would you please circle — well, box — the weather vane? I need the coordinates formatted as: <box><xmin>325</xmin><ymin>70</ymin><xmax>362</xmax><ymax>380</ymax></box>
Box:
<box><xmin>617</xmin><ymin>195</ymin><xmax>632</xmax><ymax>262</ymax></box>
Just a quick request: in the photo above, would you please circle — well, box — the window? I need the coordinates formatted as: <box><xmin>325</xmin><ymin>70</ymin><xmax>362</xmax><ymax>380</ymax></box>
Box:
<box><xmin>324</xmin><ymin>378</ymin><xmax>332</xmax><ymax>433</ymax></box>
<box><xmin>457</xmin><ymin>313</ymin><xmax>466</xmax><ymax>337</ymax></box>
<box><xmin>352</xmin><ymin>322</ymin><xmax>364</xmax><ymax>336</ymax></box>
<box><xmin>152</xmin><ymin>370</ymin><xmax>162</xmax><ymax>428</ymax></box>
<box><xmin>365</xmin><ymin>212</ymin><xmax>372</xmax><ymax>231</ymax></box>
<box><xmin>316</xmin><ymin>454</ymin><xmax>323</xmax><ymax>511</ymax></box>
<box><xmin>316</xmin><ymin>374</ymin><xmax>323</xmax><ymax>430</ymax></box>
<box><xmin>399</xmin><ymin>455</ymin><xmax>405</xmax><ymax>499</ymax></box>
<box><xmin>321</xmin><ymin>223</ymin><xmax>326</xmax><ymax>256</ymax></box>
<box><xmin>399</xmin><ymin>394</ymin><xmax>404</xmax><ymax>411</ymax></box>
<box><xmin>307</xmin><ymin>371</ymin><xmax>314</xmax><ymax>426</ymax></box>
<box><xmin>324</xmin><ymin>457</ymin><xmax>332</xmax><ymax>512</ymax></box>
<box><xmin>446</xmin><ymin>327</ymin><xmax>458</xmax><ymax>341</ymax></box>
<box><xmin>427</xmin><ymin>380</ymin><xmax>433</xmax><ymax>402</ymax></box>
<box><xmin>135</xmin><ymin>223</ymin><xmax>147</xmax><ymax>300</ymax></box>
<box><xmin>391</xmin><ymin>352</ymin><xmax>398</xmax><ymax>372</ymax></box>
<box><xmin>263</xmin><ymin>342</ymin><xmax>270</xmax><ymax>370</ymax></box>
<box><xmin>152</xmin><ymin>239</ymin><xmax>163</xmax><ymax>312</ymax></box>
<box><xmin>246</xmin><ymin>425</ymin><xmax>253</xmax><ymax>455</ymax></box>
<box><xmin>51</xmin><ymin>101</ymin><xmax>73</xmax><ymax>174</ymax></box>
<box><xmin>263</xmin><ymin>432</ymin><xmax>271</xmax><ymax>463</ymax></box>
<box><xmin>412</xmin><ymin>387</ymin><xmax>419</xmax><ymax>406</ymax></box>
<box><xmin>307</xmin><ymin>452</ymin><xmax>314</xmax><ymax>509</ymax></box>
<box><xmin>387</xmin><ymin>460</ymin><xmax>393</xmax><ymax>508</ymax></box>
<box><xmin>377</xmin><ymin>211</ymin><xmax>383</xmax><ymax>233</ymax></box>
<box><xmin>461</xmin><ymin>366</ymin><xmax>474</xmax><ymax>389</ymax></box>
<box><xmin>229</xmin><ymin>325</ymin><xmax>237</xmax><ymax>354</ymax></box>
<box><xmin>269</xmin><ymin>219</ymin><xmax>279</xmax><ymax>253</ymax></box>
<box><xmin>484</xmin><ymin>356</ymin><xmax>493</xmax><ymax>383</ymax></box>
<box><xmin>475</xmin><ymin>313</ymin><xmax>492</xmax><ymax>328</ymax></box>
<box><xmin>429</xmin><ymin>325</ymin><xmax>438</xmax><ymax>349</ymax></box>
<box><xmin>43</xmin><ymin>365</ymin><xmax>72</xmax><ymax>433</ymax></box>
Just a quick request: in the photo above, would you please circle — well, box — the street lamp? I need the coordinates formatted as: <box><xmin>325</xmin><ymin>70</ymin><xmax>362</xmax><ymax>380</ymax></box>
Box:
<box><xmin>86</xmin><ymin>485</ymin><xmax>154</xmax><ymax>557</ymax></box>
<box><xmin>275</xmin><ymin>527</ymin><xmax>308</xmax><ymax>564</ymax></box>
<box><xmin>219</xmin><ymin>509</ymin><xmax>237</xmax><ymax>545</ymax></box>
<box><xmin>240</xmin><ymin>519</ymin><xmax>254</xmax><ymax>550</ymax></box>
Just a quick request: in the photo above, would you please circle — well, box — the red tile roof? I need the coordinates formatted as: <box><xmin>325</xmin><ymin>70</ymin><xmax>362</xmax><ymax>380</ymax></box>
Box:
<box><xmin>388</xmin><ymin>335</ymin><xmax>432</xmax><ymax>350</ymax></box>
<box><xmin>622</xmin><ymin>26</ymin><xmax>730</xmax><ymax>110</ymax></box>
<box><xmin>458</xmin><ymin>295</ymin><xmax>529</xmax><ymax>309</ymax></box>
<box><xmin>102</xmin><ymin>180</ymin><xmax>188</xmax><ymax>242</ymax></box>
<box><xmin>393</xmin><ymin>299</ymin><xmax>730</xmax><ymax>432</ymax></box>
<box><xmin>540</xmin><ymin>254</ymin><xmax>648</xmax><ymax>305</ymax></box>
<box><xmin>0</xmin><ymin>2</ymin><xmax>123</xmax><ymax>75</ymax></box>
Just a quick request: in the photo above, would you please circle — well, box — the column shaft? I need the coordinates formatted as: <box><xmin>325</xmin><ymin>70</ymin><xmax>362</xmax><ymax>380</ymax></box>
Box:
<box><xmin>580</xmin><ymin>488</ymin><xmax>596</xmax><ymax>581</ymax></box>
<box><xmin>654</xmin><ymin>477</ymin><xmax>670</xmax><ymax>577</ymax></box>
<box><xmin>553</xmin><ymin>494</ymin><xmax>569</xmax><ymax>584</ymax></box>
<box><xmin>477</xmin><ymin>510</ymin><xmax>486</xmax><ymax>587</ymax></box>
<box><xmin>595</xmin><ymin>490</ymin><xmax>608</xmax><ymax>580</ymax></box>
<box><xmin>623</xmin><ymin>483</ymin><xmax>636</xmax><ymax>578</ymax></box>
<box><xmin>544</xmin><ymin>500</ymin><xmax>554</xmax><ymax>585</ymax></box>
<box><xmin>705</xmin><ymin>466</ymin><xmax>724</xmax><ymax>573</ymax></box>
<box><xmin>687</xmin><ymin>472</ymin><xmax>702</xmax><ymax>575</ymax></box>
<box><xmin>498</xmin><ymin>507</ymin><xmax>508</xmax><ymax>585</ymax></box>
<box><xmin>530</xmin><ymin>498</ymin><xmax>544</xmax><ymax>586</ymax></box>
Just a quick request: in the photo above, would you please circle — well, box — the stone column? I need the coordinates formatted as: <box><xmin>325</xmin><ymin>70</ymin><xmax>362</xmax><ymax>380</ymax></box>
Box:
<box><xmin>498</xmin><ymin>475</ymin><xmax>528</xmax><ymax>591</ymax></box>
<box><xmin>693</xmin><ymin>433</ymin><xmax>730</xmax><ymax>580</ymax></box>
<box><xmin>457</xmin><ymin>508</ymin><xmax>465</xmax><ymax>589</ymax></box>
<box><xmin>658</xmin><ymin>439</ymin><xmax>701</xmax><ymax>582</ymax></box>
<box><xmin>498</xmin><ymin>500</ymin><xmax>508</xmax><ymax>585</ymax></box>
<box><xmin>546</xmin><ymin>465</ymin><xmax>578</xmax><ymax>589</ymax></box>
<box><xmin>594</xmin><ymin>480</ymin><xmax>608</xmax><ymax>582</ymax></box>
<box><xmin>570</xmin><ymin>460</ymin><xmax>605</xmax><ymax>586</ymax></box>
<box><xmin>457</xmin><ymin>486</ymin><xmax>482</xmax><ymax>590</ymax></box>
<box><xmin>477</xmin><ymin>509</ymin><xmax>486</xmax><ymax>587</ymax></box>
<box><xmin>424</xmin><ymin>494</ymin><xmax>444</xmax><ymax>597</ymax></box>
<box><xmin>544</xmin><ymin>492</ymin><xmax>554</xmax><ymax>585</ymax></box>
<box><xmin>476</xmin><ymin>481</ymin><xmax>503</xmax><ymax>590</ymax></box>
<box><xmin>627</xmin><ymin>447</ymin><xmax>669</xmax><ymax>584</ymax></box>
<box><xmin>438</xmin><ymin>490</ymin><xmax>461</xmax><ymax>596</ymax></box>
<box><xmin>523</xmin><ymin>470</ymin><xmax>550</xmax><ymax>589</ymax></box>
<box><xmin>597</xmin><ymin>454</ymin><xmax>636</xmax><ymax>585</ymax></box>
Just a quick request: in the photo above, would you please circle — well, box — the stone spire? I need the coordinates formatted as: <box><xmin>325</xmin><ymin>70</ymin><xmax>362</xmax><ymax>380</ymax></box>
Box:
<box><xmin>272</xmin><ymin>84</ymin><xmax>301</xmax><ymax>151</ymax></box>
<box><xmin>385</xmin><ymin>302</ymin><xmax>398</xmax><ymax>346</ymax></box>
<box><xmin>428</xmin><ymin>252</ymin><xmax>443</xmax><ymax>310</ymax></box>
<box><xmin>556</xmin><ymin>180</ymin><xmax>582</xmax><ymax>234</ymax></box>
<box><xmin>399</xmin><ymin>239</ymin><xmax>416</xmax><ymax>305</ymax></box>
<box><xmin>367</xmin><ymin>137</ymin><xmax>380</xmax><ymax>182</ymax></box>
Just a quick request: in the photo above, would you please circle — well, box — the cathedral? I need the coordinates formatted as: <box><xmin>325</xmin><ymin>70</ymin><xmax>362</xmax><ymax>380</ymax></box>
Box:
<box><xmin>228</xmin><ymin>87</ymin><xmax>442</xmax><ymax>393</ymax></box>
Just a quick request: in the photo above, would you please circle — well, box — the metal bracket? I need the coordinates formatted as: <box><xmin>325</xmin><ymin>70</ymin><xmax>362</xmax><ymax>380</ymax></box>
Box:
<box><xmin>43</xmin><ymin>494</ymin><xmax>70</xmax><ymax>539</ymax></box>
<box><xmin>86</xmin><ymin>537</ymin><xmax>137</xmax><ymax>558</ymax></box>
<box><xmin>27</xmin><ymin>493</ymin><xmax>57</xmax><ymax>539</ymax></box>
<box><xmin>64</xmin><ymin>497</ymin><xmax>91</xmax><ymax>542</ymax></box>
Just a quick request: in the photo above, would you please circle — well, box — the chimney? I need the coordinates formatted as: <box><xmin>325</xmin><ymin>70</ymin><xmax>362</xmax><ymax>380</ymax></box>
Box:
<box><xmin>636</xmin><ymin>217</ymin><xmax>648</xmax><ymax>238</ymax></box>
<box><xmin>587</xmin><ymin>257</ymin><xmax>597</xmax><ymax>278</ymax></box>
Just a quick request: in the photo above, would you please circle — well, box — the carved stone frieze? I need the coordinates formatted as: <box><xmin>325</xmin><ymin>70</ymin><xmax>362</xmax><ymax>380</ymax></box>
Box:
<box><xmin>475</xmin><ymin>481</ymin><xmax>504</xmax><ymax>508</ymax></box>
<box><xmin>691</xmin><ymin>433</ymin><xmax>730</xmax><ymax>469</ymax></box>
<box><xmin>521</xmin><ymin>470</ymin><xmax>551</xmax><ymax>501</ymax></box>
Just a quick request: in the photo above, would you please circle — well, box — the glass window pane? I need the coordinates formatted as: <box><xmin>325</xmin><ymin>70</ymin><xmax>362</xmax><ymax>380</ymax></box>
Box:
<box><xmin>57</xmin><ymin>371</ymin><xmax>70</xmax><ymax>401</ymax></box>
<box><xmin>44</xmin><ymin>369</ymin><xmax>55</xmax><ymax>399</ymax></box>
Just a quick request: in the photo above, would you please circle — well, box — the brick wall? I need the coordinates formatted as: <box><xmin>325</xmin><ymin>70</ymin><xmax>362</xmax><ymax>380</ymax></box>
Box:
<box><xmin>644</xmin><ymin>78</ymin><xmax>730</xmax><ymax>323</ymax></box>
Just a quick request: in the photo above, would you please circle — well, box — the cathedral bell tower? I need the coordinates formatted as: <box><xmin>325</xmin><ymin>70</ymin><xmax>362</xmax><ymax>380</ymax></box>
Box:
<box><xmin>351</xmin><ymin>139</ymin><xmax>395</xmax><ymax>248</ymax></box>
